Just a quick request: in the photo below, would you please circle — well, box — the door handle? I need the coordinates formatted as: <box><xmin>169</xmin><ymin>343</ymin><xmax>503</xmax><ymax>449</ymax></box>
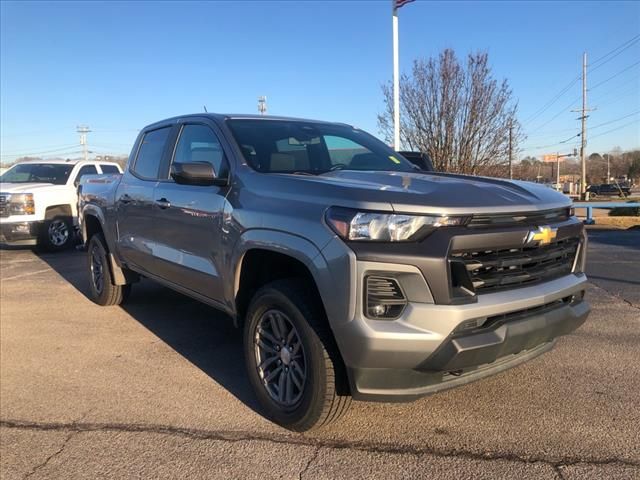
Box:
<box><xmin>120</xmin><ymin>194</ymin><xmax>133</xmax><ymax>204</ymax></box>
<box><xmin>155</xmin><ymin>198</ymin><xmax>171</xmax><ymax>209</ymax></box>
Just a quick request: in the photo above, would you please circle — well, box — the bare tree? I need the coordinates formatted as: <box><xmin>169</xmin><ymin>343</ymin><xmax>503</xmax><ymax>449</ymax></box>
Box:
<box><xmin>378</xmin><ymin>49</ymin><xmax>522</xmax><ymax>176</ymax></box>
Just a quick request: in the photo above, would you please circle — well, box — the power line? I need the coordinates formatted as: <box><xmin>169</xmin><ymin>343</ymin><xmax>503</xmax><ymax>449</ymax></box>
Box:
<box><xmin>590</xmin><ymin>110</ymin><xmax>640</xmax><ymax>130</ymax></box>
<box><xmin>590</xmin><ymin>60</ymin><xmax>640</xmax><ymax>91</ymax></box>
<box><xmin>522</xmin><ymin>76</ymin><xmax>580</xmax><ymax>125</ymax></box>
<box><xmin>589</xmin><ymin>34</ymin><xmax>640</xmax><ymax>72</ymax></box>
<box><xmin>525</xmin><ymin>126</ymin><xmax>579</xmax><ymax>139</ymax></box>
<box><xmin>0</xmin><ymin>143</ymin><xmax>78</xmax><ymax>155</ymax></box>
<box><xmin>0</xmin><ymin>145</ymin><xmax>79</xmax><ymax>157</ymax></box>
<box><xmin>589</xmin><ymin>77</ymin><xmax>639</xmax><ymax>104</ymax></box>
<box><xmin>0</xmin><ymin>128</ymin><xmax>75</xmax><ymax>139</ymax></box>
<box><xmin>589</xmin><ymin>118</ymin><xmax>640</xmax><ymax>140</ymax></box>
<box><xmin>522</xmin><ymin>132</ymin><xmax>581</xmax><ymax>151</ymax></box>
<box><xmin>522</xmin><ymin>36</ymin><xmax>639</xmax><ymax>138</ymax></box>
<box><xmin>525</xmin><ymin>95</ymin><xmax>582</xmax><ymax>136</ymax></box>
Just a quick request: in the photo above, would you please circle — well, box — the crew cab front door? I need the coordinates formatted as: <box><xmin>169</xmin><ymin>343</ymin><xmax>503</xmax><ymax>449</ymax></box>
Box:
<box><xmin>151</xmin><ymin>121</ymin><xmax>230</xmax><ymax>304</ymax></box>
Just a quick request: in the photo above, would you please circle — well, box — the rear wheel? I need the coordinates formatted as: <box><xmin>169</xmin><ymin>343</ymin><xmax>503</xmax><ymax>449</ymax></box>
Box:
<box><xmin>243</xmin><ymin>279</ymin><xmax>351</xmax><ymax>431</ymax></box>
<box><xmin>87</xmin><ymin>233</ymin><xmax>130</xmax><ymax>306</ymax></box>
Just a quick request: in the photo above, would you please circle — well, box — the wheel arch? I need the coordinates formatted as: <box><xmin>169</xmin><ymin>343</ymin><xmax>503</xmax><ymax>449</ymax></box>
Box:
<box><xmin>231</xmin><ymin>230</ymin><xmax>335</xmax><ymax>330</ymax></box>
<box><xmin>82</xmin><ymin>206</ymin><xmax>136</xmax><ymax>286</ymax></box>
<box><xmin>44</xmin><ymin>204</ymin><xmax>72</xmax><ymax>220</ymax></box>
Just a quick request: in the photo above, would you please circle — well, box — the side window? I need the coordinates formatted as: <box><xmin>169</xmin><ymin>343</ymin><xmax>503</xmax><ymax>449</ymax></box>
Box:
<box><xmin>100</xmin><ymin>164</ymin><xmax>120</xmax><ymax>174</ymax></box>
<box><xmin>324</xmin><ymin>135</ymin><xmax>370</xmax><ymax>166</ymax></box>
<box><xmin>74</xmin><ymin>165</ymin><xmax>98</xmax><ymax>186</ymax></box>
<box><xmin>133</xmin><ymin>127</ymin><xmax>171</xmax><ymax>179</ymax></box>
<box><xmin>173</xmin><ymin>124</ymin><xmax>225</xmax><ymax>175</ymax></box>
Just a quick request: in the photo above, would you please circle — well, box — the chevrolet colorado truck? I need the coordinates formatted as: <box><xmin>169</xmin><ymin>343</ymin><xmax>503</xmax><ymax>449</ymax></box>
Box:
<box><xmin>1</xmin><ymin>159</ymin><xmax>122</xmax><ymax>250</ymax></box>
<box><xmin>78</xmin><ymin>114</ymin><xmax>590</xmax><ymax>431</ymax></box>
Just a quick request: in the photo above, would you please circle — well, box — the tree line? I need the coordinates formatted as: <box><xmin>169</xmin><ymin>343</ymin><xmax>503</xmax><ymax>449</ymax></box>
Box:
<box><xmin>377</xmin><ymin>47</ymin><xmax>638</xmax><ymax>184</ymax></box>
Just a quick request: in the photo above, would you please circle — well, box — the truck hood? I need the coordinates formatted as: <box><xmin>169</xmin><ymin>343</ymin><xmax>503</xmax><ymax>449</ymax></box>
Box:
<box><xmin>261</xmin><ymin>170</ymin><xmax>571</xmax><ymax>215</ymax></box>
<box><xmin>0</xmin><ymin>182</ymin><xmax>64</xmax><ymax>193</ymax></box>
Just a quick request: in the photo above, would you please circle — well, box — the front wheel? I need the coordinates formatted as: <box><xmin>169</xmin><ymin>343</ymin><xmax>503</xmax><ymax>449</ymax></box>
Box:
<box><xmin>243</xmin><ymin>279</ymin><xmax>351</xmax><ymax>431</ymax></box>
<box><xmin>40</xmin><ymin>216</ymin><xmax>73</xmax><ymax>251</ymax></box>
<box><xmin>87</xmin><ymin>233</ymin><xmax>130</xmax><ymax>306</ymax></box>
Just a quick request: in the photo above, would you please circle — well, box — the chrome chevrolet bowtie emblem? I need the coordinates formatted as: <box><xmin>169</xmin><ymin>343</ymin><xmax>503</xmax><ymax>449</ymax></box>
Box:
<box><xmin>526</xmin><ymin>226</ymin><xmax>557</xmax><ymax>246</ymax></box>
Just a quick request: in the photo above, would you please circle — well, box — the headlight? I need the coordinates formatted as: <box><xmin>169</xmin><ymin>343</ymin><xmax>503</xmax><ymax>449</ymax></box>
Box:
<box><xmin>326</xmin><ymin>207</ymin><xmax>468</xmax><ymax>242</ymax></box>
<box><xmin>9</xmin><ymin>193</ymin><xmax>35</xmax><ymax>215</ymax></box>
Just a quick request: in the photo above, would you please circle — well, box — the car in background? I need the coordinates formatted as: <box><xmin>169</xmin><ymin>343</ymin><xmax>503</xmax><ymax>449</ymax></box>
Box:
<box><xmin>586</xmin><ymin>183</ymin><xmax>631</xmax><ymax>198</ymax></box>
<box><xmin>398</xmin><ymin>151</ymin><xmax>434</xmax><ymax>171</ymax></box>
<box><xmin>0</xmin><ymin>159</ymin><xmax>122</xmax><ymax>250</ymax></box>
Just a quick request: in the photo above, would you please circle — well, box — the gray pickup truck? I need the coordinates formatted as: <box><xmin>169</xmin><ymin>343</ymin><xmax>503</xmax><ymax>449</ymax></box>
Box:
<box><xmin>79</xmin><ymin>113</ymin><xmax>590</xmax><ymax>431</ymax></box>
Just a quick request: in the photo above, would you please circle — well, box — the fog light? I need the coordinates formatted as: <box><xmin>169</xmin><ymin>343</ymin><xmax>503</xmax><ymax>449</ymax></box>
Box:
<box><xmin>364</xmin><ymin>276</ymin><xmax>407</xmax><ymax>319</ymax></box>
<box><xmin>13</xmin><ymin>223</ymin><xmax>31</xmax><ymax>234</ymax></box>
<box><xmin>369</xmin><ymin>304</ymin><xmax>388</xmax><ymax>317</ymax></box>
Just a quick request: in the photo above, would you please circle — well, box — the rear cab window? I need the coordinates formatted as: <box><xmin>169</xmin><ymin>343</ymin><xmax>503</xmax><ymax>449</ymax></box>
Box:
<box><xmin>74</xmin><ymin>164</ymin><xmax>98</xmax><ymax>185</ymax></box>
<box><xmin>100</xmin><ymin>164</ymin><xmax>121</xmax><ymax>174</ymax></box>
<box><xmin>132</xmin><ymin>127</ymin><xmax>172</xmax><ymax>179</ymax></box>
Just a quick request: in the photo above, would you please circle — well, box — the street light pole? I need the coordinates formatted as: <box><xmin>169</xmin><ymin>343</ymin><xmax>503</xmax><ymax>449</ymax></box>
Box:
<box><xmin>392</xmin><ymin>7</ymin><xmax>400</xmax><ymax>150</ymax></box>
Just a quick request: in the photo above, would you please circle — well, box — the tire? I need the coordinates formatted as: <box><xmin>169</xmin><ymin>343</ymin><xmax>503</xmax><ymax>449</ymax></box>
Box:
<box><xmin>87</xmin><ymin>233</ymin><xmax>131</xmax><ymax>306</ymax></box>
<box><xmin>243</xmin><ymin>279</ymin><xmax>351</xmax><ymax>431</ymax></box>
<box><xmin>40</xmin><ymin>216</ymin><xmax>74</xmax><ymax>251</ymax></box>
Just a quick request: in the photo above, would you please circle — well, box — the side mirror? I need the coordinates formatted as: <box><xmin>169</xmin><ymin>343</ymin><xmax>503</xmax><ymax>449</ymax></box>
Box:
<box><xmin>170</xmin><ymin>162</ymin><xmax>228</xmax><ymax>186</ymax></box>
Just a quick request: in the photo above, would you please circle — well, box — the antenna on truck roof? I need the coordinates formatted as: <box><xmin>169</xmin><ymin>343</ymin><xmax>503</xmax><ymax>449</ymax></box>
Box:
<box><xmin>203</xmin><ymin>105</ymin><xmax>208</xmax><ymax>113</ymax></box>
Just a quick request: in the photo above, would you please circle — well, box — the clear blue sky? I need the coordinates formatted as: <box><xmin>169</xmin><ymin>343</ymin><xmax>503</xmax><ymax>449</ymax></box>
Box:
<box><xmin>1</xmin><ymin>0</ymin><xmax>639</xmax><ymax>164</ymax></box>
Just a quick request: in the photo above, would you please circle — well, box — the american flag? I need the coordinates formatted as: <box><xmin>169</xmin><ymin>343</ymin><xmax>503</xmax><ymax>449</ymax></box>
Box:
<box><xmin>394</xmin><ymin>0</ymin><xmax>415</xmax><ymax>10</ymax></box>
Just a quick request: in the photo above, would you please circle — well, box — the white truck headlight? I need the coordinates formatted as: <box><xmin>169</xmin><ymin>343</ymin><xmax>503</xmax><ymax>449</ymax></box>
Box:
<box><xmin>9</xmin><ymin>193</ymin><xmax>35</xmax><ymax>215</ymax></box>
<box><xmin>326</xmin><ymin>207</ymin><xmax>468</xmax><ymax>242</ymax></box>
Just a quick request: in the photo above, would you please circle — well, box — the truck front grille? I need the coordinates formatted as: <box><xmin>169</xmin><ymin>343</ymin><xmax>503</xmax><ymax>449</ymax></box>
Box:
<box><xmin>450</xmin><ymin>237</ymin><xmax>580</xmax><ymax>294</ymax></box>
<box><xmin>0</xmin><ymin>194</ymin><xmax>9</xmax><ymax>218</ymax></box>
<box><xmin>469</xmin><ymin>208</ymin><xmax>570</xmax><ymax>228</ymax></box>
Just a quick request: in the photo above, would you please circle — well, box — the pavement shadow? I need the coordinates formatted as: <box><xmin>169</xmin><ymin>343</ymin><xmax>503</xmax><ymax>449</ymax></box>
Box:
<box><xmin>586</xmin><ymin>229</ymin><xmax>640</xmax><ymax>250</ymax></box>
<box><xmin>587</xmin><ymin>274</ymin><xmax>640</xmax><ymax>286</ymax></box>
<box><xmin>35</xmin><ymin>249</ymin><xmax>262</xmax><ymax>414</ymax></box>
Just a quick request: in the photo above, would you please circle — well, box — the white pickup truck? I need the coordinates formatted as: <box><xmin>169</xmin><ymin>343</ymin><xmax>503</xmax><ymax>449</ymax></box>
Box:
<box><xmin>0</xmin><ymin>159</ymin><xmax>122</xmax><ymax>250</ymax></box>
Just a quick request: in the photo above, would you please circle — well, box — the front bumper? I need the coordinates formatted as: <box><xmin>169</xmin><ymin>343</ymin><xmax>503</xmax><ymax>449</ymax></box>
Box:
<box><xmin>0</xmin><ymin>220</ymin><xmax>42</xmax><ymax>246</ymax></box>
<box><xmin>332</xmin><ymin>265</ymin><xmax>589</xmax><ymax>401</ymax></box>
<box><xmin>319</xmin><ymin>216</ymin><xmax>590</xmax><ymax>401</ymax></box>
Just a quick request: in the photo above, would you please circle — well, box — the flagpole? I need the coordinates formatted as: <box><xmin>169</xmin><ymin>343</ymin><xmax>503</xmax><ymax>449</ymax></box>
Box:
<box><xmin>392</xmin><ymin>3</ymin><xmax>400</xmax><ymax>150</ymax></box>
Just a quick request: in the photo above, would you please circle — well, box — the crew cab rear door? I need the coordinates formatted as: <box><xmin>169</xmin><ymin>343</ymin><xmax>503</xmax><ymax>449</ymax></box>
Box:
<box><xmin>151</xmin><ymin>118</ymin><xmax>230</xmax><ymax>303</ymax></box>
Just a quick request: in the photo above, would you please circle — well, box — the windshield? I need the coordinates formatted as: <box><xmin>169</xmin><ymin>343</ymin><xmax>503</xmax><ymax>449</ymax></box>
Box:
<box><xmin>226</xmin><ymin>119</ymin><xmax>417</xmax><ymax>174</ymax></box>
<box><xmin>0</xmin><ymin>163</ymin><xmax>74</xmax><ymax>185</ymax></box>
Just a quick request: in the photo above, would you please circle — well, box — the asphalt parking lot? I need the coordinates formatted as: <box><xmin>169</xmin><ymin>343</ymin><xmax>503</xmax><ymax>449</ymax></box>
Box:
<box><xmin>1</xmin><ymin>230</ymin><xmax>639</xmax><ymax>479</ymax></box>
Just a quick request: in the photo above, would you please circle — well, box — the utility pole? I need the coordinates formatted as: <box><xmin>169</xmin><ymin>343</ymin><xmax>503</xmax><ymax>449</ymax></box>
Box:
<box><xmin>606</xmin><ymin>153</ymin><xmax>611</xmax><ymax>184</ymax></box>
<box><xmin>571</xmin><ymin>53</ymin><xmax>595</xmax><ymax>199</ymax></box>
<box><xmin>508</xmin><ymin>122</ymin><xmax>514</xmax><ymax>179</ymax></box>
<box><xmin>556</xmin><ymin>151</ymin><xmax>560</xmax><ymax>188</ymax></box>
<box><xmin>580</xmin><ymin>53</ymin><xmax>587</xmax><ymax>198</ymax></box>
<box><xmin>258</xmin><ymin>96</ymin><xmax>267</xmax><ymax>116</ymax></box>
<box><xmin>575</xmin><ymin>53</ymin><xmax>589</xmax><ymax>199</ymax></box>
<box><xmin>77</xmin><ymin>125</ymin><xmax>91</xmax><ymax>162</ymax></box>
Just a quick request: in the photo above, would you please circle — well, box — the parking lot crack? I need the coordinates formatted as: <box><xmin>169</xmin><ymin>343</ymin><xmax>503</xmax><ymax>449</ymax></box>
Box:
<box><xmin>3</xmin><ymin>418</ymin><xmax>639</xmax><ymax>471</ymax></box>
<box><xmin>22</xmin><ymin>430</ymin><xmax>76</xmax><ymax>479</ymax></box>
<box><xmin>552</xmin><ymin>464</ymin><xmax>566</xmax><ymax>480</ymax></box>
<box><xmin>589</xmin><ymin>280</ymin><xmax>640</xmax><ymax>311</ymax></box>
<box><xmin>299</xmin><ymin>446</ymin><xmax>321</xmax><ymax>480</ymax></box>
